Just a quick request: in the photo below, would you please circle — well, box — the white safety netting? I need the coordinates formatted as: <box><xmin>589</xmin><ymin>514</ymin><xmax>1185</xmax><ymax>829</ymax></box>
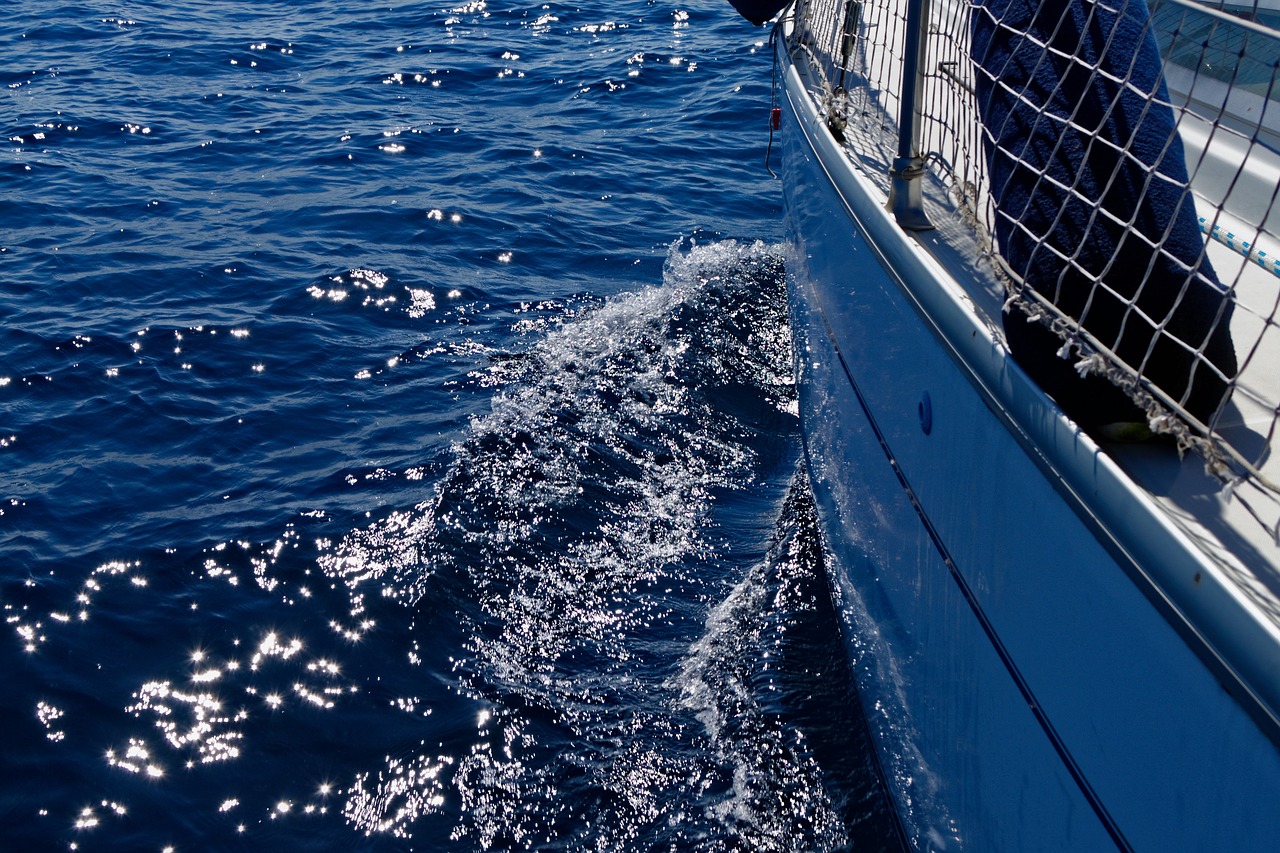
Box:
<box><xmin>787</xmin><ymin>0</ymin><xmax>1280</xmax><ymax>493</ymax></box>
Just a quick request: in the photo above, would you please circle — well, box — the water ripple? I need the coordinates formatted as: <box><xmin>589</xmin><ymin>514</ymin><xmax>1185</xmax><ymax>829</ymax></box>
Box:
<box><xmin>0</xmin><ymin>1</ymin><xmax>890</xmax><ymax>849</ymax></box>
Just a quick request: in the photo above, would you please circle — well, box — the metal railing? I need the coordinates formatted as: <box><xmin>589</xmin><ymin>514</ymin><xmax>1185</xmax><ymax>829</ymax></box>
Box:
<box><xmin>787</xmin><ymin>0</ymin><xmax>1280</xmax><ymax>495</ymax></box>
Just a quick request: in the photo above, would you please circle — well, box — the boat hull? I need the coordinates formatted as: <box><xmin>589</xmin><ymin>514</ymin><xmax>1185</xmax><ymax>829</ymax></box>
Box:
<box><xmin>780</xmin><ymin>36</ymin><xmax>1280</xmax><ymax>852</ymax></box>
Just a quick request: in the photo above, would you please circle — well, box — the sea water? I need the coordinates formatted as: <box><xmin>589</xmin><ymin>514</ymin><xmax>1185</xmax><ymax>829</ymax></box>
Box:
<box><xmin>1</xmin><ymin>2</ymin><xmax>898</xmax><ymax>849</ymax></box>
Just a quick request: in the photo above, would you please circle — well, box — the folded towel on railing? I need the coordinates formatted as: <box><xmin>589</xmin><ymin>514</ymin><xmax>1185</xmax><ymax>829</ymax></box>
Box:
<box><xmin>970</xmin><ymin>0</ymin><xmax>1236</xmax><ymax>428</ymax></box>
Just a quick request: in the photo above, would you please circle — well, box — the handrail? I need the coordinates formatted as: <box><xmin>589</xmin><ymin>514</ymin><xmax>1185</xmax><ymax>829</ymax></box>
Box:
<box><xmin>887</xmin><ymin>0</ymin><xmax>933</xmax><ymax>231</ymax></box>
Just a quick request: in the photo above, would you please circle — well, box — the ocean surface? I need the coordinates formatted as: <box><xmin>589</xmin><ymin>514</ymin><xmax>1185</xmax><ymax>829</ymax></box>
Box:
<box><xmin>1</xmin><ymin>2</ymin><xmax>899</xmax><ymax>849</ymax></box>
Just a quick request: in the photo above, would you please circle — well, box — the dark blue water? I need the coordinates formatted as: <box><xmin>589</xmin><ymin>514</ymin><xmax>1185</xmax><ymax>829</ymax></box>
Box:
<box><xmin>2</xmin><ymin>2</ymin><xmax>897</xmax><ymax>849</ymax></box>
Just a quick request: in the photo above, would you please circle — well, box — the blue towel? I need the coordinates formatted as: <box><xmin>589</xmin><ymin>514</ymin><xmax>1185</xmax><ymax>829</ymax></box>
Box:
<box><xmin>970</xmin><ymin>0</ymin><xmax>1236</xmax><ymax>426</ymax></box>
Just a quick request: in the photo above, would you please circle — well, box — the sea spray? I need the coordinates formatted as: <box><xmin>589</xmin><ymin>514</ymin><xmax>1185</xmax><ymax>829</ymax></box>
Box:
<box><xmin>326</xmin><ymin>240</ymin><xmax>830</xmax><ymax>847</ymax></box>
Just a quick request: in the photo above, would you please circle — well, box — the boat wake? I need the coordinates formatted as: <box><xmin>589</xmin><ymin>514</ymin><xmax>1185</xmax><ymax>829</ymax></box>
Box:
<box><xmin>3</xmin><ymin>240</ymin><xmax>897</xmax><ymax>850</ymax></box>
<box><xmin>325</xmin><ymin>238</ymin><xmax>848</xmax><ymax>849</ymax></box>
<box><xmin>675</xmin><ymin>471</ymin><xmax>907</xmax><ymax>852</ymax></box>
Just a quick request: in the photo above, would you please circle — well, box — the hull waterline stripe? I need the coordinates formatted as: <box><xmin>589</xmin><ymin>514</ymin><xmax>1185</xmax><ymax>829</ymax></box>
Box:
<box><xmin>782</xmin><ymin>34</ymin><xmax>1131</xmax><ymax>845</ymax></box>
<box><xmin>808</xmin><ymin>296</ymin><xmax>1133</xmax><ymax>851</ymax></box>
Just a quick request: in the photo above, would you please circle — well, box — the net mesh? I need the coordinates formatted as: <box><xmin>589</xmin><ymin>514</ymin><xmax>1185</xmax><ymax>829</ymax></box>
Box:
<box><xmin>786</xmin><ymin>0</ymin><xmax>1280</xmax><ymax>493</ymax></box>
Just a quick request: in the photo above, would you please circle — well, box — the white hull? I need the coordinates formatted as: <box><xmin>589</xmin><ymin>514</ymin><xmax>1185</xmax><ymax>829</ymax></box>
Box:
<box><xmin>779</xmin><ymin>15</ymin><xmax>1280</xmax><ymax>850</ymax></box>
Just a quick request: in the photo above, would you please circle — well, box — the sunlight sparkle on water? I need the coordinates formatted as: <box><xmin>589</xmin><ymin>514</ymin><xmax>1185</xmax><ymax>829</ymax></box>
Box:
<box><xmin>105</xmin><ymin>738</ymin><xmax>165</xmax><ymax>777</ymax></box>
<box><xmin>36</xmin><ymin>701</ymin><xmax>65</xmax><ymax>741</ymax></box>
<box><xmin>252</xmin><ymin>632</ymin><xmax>302</xmax><ymax>668</ymax></box>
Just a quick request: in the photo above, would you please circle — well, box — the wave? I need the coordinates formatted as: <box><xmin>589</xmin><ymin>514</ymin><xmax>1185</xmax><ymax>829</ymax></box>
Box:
<box><xmin>324</xmin><ymin>239</ymin><xmax>864</xmax><ymax>849</ymax></box>
<box><xmin>0</xmin><ymin>239</ymin><xmax>902</xmax><ymax>850</ymax></box>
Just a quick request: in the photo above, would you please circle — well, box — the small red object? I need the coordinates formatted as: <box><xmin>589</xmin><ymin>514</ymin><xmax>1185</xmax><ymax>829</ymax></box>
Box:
<box><xmin>771</xmin><ymin>108</ymin><xmax>781</xmax><ymax>130</ymax></box>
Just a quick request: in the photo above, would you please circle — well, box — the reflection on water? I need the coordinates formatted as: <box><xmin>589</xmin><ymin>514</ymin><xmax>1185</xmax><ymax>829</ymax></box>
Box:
<box><xmin>0</xmin><ymin>0</ymin><xmax>894</xmax><ymax>846</ymax></box>
<box><xmin>1</xmin><ymin>242</ymin><xmax>900</xmax><ymax>850</ymax></box>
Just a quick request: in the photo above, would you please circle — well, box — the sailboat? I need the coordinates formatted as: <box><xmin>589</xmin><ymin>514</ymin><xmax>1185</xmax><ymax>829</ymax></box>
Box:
<box><xmin>730</xmin><ymin>0</ymin><xmax>1280</xmax><ymax>848</ymax></box>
